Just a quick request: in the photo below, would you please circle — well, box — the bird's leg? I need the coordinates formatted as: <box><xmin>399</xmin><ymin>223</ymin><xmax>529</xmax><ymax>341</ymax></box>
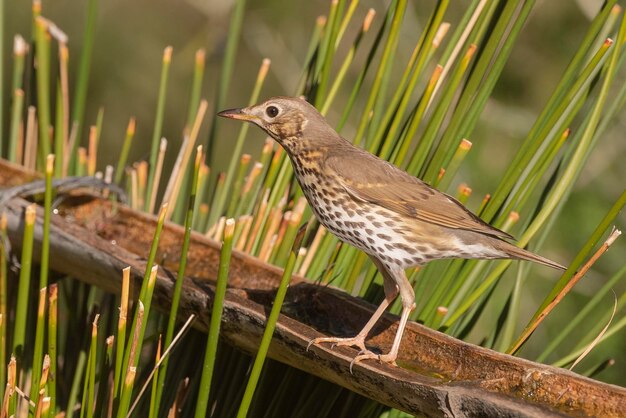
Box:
<box><xmin>307</xmin><ymin>290</ymin><xmax>396</xmax><ymax>352</ymax></box>
<box><xmin>350</xmin><ymin>265</ymin><xmax>415</xmax><ymax>371</ymax></box>
<box><xmin>307</xmin><ymin>256</ymin><xmax>398</xmax><ymax>353</ymax></box>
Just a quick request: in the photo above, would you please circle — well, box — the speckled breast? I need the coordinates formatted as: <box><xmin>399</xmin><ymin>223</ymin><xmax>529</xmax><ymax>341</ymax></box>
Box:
<box><xmin>292</xmin><ymin>166</ymin><xmax>430</xmax><ymax>269</ymax></box>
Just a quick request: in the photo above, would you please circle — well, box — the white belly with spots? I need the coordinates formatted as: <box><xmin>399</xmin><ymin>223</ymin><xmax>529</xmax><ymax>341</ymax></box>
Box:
<box><xmin>300</xmin><ymin>182</ymin><xmax>426</xmax><ymax>268</ymax></box>
<box><xmin>296</xmin><ymin>173</ymin><xmax>505</xmax><ymax>269</ymax></box>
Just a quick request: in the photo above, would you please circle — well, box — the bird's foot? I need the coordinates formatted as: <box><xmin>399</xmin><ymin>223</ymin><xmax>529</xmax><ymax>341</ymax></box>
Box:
<box><xmin>306</xmin><ymin>335</ymin><xmax>367</xmax><ymax>353</ymax></box>
<box><xmin>349</xmin><ymin>351</ymin><xmax>397</xmax><ymax>374</ymax></box>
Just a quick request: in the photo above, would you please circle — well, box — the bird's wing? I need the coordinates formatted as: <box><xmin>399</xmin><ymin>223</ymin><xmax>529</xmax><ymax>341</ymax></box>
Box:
<box><xmin>323</xmin><ymin>151</ymin><xmax>513</xmax><ymax>240</ymax></box>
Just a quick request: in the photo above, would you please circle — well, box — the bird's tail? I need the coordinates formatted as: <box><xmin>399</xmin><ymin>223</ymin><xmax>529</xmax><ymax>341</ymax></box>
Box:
<box><xmin>497</xmin><ymin>241</ymin><xmax>566</xmax><ymax>271</ymax></box>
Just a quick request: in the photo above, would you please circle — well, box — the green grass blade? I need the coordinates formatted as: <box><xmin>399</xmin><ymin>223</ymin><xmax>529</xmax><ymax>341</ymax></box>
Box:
<box><xmin>537</xmin><ymin>263</ymin><xmax>626</xmax><ymax>363</ymax></box>
<box><xmin>113</xmin><ymin>267</ymin><xmax>130</xmax><ymax>398</ymax></box>
<box><xmin>116</xmin><ymin>366</ymin><xmax>137</xmax><ymax>418</ymax></box>
<box><xmin>144</xmin><ymin>46</ymin><xmax>173</xmax><ymax>212</ymax></box>
<box><xmin>320</xmin><ymin>9</ymin><xmax>375</xmax><ymax>116</ymax></box>
<box><xmin>148</xmin><ymin>336</ymin><xmax>162</xmax><ymax>418</ymax></box>
<box><xmin>208</xmin><ymin>0</ymin><xmax>247</xmax><ymax>161</ymax></box>
<box><xmin>236</xmin><ymin>225</ymin><xmax>305</xmax><ymax>418</ymax></box>
<box><xmin>34</xmin><ymin>17</ymin><xmax>51</xmax><ymax>167</ymax></box>
<box><xmin>392</xmin><ymin>64</ymin><xmax>441</xmax><ymax>167</ymax></box>
<box><xmin>13</xmin><ymin>204</ymin><xmax>36</xmax><ymax>361</ymax></box>
<box><xmin>47</xmin><ymin>284</ymin><xmax>58</xmax><ymax>415</ymax></box>
<box><xmin>314</xmin><ymin>0</ymin><xmax>344</xmax><ymax>107</ymax></box>
<box><xmin>69</xmin><ymin>0</ymin><xmax>98</xmax><ymax>172</ymax></box>
<box><xmin>489</xmin><ymin>42</ymin><xmax>613</xmax><ymax>229</ymax></box>
<box><xmin>352</xmin><ymin>0</ymin><xmax>407</xmax><ymax>146</ymax></box>
<box><xmin>443</xmin><ymin>36</ymin><xmax>618</xmax><ymax>331</ymax></box>
<box><xmin>295</xmin><ymin>15</ymin><xmax>326</xmax><ymax>96</ymax></box>
<box><xmin>187</xmin><ymin>48</ymin><xmax>206</xmax><ymax>129</ymax></box>
<box><xmin>0</xmin><ymin>214</ymin><xmax>7</xmax><ymax>402</ymax></box>
<box><xmin>30</xmin><ymin>287</ymin><xmax>47</xmax><ymax>407</ymax></box>
<box><xmin>207</xmin><ymin>58</ymin><xmax>270</xmax><ymax>227</ymax></box>
<box><xmin>336</xmin><ymin>0</ymin><xmax>395</xmax><ymax>132</ymax></box>
<box><xmin>0</xmin><ymin>0</ymin><xmax>4</xmax><ymax>156</ymax></box>
<box><xmin>8</xmin><ymin>89</ymin><xmax>24</xmax><ymax>163</ymax></box>
<box><xmin>114</xmin><ymin>118</ymin><xmax>136</xmax><ymax>185</ymax></box>
<box><xmin>407</xmin><ymin>44</ymin><xmax>476</xmax><ymax>177</ymax></box>
<box><xmin>86</xmin><ymin>315</ymin><xmax>99</xmax><ymax>418</ymax></box>
<box><xmin>53</xmin><ymin>88</ymin><xmax>65</xmax><ymax>177</ymax></box>
<box><xmin>369</xmin><ymin>0</ymin><xmax>449</xmax><ymax>156</ymax></box>
<box><xmin>120</xmin><ymin>204</ymin><xmax>167</xmax><ymax>393</ymax></box>
<box><xmin>435</xmin><ymin>138</ymin><xmax>472</xmax><ymax>190</ymax></box>
<box><xmin>518</xmin><ymin>36</ymin><xmax>623</xmax><ymax>316</ymax></box>
<box><xmin>226</xmin><ymin>154</ymin><xmax>252</xmax><ymax>216</ymax></box>
<box><xmin>424</xmin><ymin>0</ymin><xmax>534</xmax><ymax>183</ymax></box>
<box><xmin>194</xmin><ymin>219</ymin><xmax>235</xmax><ymax>418</ymax></box>
<box><xmin>481</xmin><ymin>0</ymin><xmax>617</xmax><ymax>222</ymax></box>
<box><xmin>510</xmin><ymin>193</ymin><xmax>626</xmax><ymax>354</ymax></box>
<box><xmin>156</xmin><ymin>146</ymin><xmax>203</xmax><ymax>413</ymax></box>
<box><xmin>39</xmin><ymin>155</ymin><xmax>53</xmax><ymax>289</ymax></box>
<box><xmin>551</xmin><ymin>311</ymin><xmax>626</xmax><ymax>369</ymax></box>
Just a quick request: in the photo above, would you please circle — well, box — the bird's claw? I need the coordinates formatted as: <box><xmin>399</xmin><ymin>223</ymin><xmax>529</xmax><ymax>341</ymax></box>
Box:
<box><xmin>349</xmin><ymin>352</ymin><xmax>398</xmax><ymax>374</ymax></box>
<box><xmin>306</xmin><ymin>335</ymin><xmax>367</xmax><ymax>353</ymax></box>
<box><xmin>349</xmin><ymin>350</ymin><xmax>378</xmax><ymax>374</ymax></box>
<box><xmin>306</xmin><ymin>336</ymin><xmax>398</xmax><ymax>373</ymax></box>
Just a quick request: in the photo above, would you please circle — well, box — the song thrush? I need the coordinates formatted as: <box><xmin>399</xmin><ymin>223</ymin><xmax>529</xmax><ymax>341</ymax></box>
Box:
<box><xmin>218</xmin><ymin>96</ymin><xmax>565</xmax><ymax>369</ymax></box>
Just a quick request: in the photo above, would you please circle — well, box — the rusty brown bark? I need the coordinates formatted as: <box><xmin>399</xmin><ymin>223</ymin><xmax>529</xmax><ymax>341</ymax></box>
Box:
<box><xmin>1</xmin><ymin>159</ymin><xmax>625</xmax><ymax>417</ymax></box>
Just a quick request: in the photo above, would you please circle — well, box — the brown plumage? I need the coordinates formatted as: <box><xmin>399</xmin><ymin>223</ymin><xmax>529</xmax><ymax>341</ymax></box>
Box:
<box><xmin>219</xmin><ymin>96</ymin><xmax>565</xmax><ymax>369</ymax></box>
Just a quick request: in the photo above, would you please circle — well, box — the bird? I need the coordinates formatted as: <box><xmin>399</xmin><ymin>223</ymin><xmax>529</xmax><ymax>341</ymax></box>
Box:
<box><xmin>218</xmin><ymin>96</ymin><xmax>565</xmax><ymax>370</ymax></box>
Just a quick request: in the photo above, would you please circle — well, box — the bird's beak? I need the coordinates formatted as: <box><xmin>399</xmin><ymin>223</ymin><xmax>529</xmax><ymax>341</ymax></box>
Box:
<box><xmin>217</xmin><ymin>107</ymin><xmax>257</xmax><ymax>122</ymax></box>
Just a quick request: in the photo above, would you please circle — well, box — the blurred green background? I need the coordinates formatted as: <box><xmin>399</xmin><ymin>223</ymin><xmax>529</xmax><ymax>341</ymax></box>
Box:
<box><xmin>3</xmin><ymin>0</ymin><xmax>625</xmax><ymax>384</ymax></box>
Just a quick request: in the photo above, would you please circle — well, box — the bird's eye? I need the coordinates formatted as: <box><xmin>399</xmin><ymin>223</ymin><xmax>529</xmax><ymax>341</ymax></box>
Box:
<box><xmin>266</xmin><ymin>106</ymin><xmax>279</xmax><ymax>118</ymax></box>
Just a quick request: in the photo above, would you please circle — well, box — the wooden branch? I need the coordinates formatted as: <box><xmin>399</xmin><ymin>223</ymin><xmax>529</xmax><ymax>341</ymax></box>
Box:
<box><xmin>1</xmin><ymin>159</ymin><xmax>625</xmax><ymax>417</ymax></box>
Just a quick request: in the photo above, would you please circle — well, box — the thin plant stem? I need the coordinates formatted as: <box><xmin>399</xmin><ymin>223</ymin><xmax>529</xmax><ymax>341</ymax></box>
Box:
<box><xmin>70</xmin><ymin>0</ymin><xmax>99</xmax><ymax>172</ymax></box>
<box><xmin>30</xmin><ymin>288</ymin><xmax>47</xmax><ymax>407</ymax></box>
<box><xmin>114</xmin><ymin>118</ymin><xmax>136</xmax><ymax>185</ymax></box>
<box><xmin>481</xmin><ymin>0</ymin><xmax>616</xmax><ymax>223</ymax></box>
<box><xmin>187</xmin><ymin>49</ymin><xmax>206</xmax><ymax>129</ymax></box>
<box><xmin>116</xmin><ymin>367</ymin><xmax>136</xmax><ymax>418</ymax></box>
<box><xmin>148</xmin><ymin>336</ymin><xmax>161</xmax><ymax>418</ymax></box>
<box><xmin>236</xmin><ymin>226</ymin><xmax>306</xmax><ymax>418</ymax></box>
<box><xmin>145</xmin><ymin>46</ymin><xmax>173</xmax><ymax>212</ymax></box>
<box><xmin>208</xmin><ymin>0</ymin><xmax>247</xmax><ymax>162</ymax></box>
<box><xmin>207</xmin><ymin>59</ymin><xmax>270</xmax><ymax>227</ymax></box>
<box><xmin>0</xmin><ymin>214</ymin><xmax>6</xmax><ymax>402</ymax></box>
<box><xmin>13</xmin><ymin>204</ymin><xmax>36</xmax><ymax>362</ymax></box>
<box><xmin>194</xmin><ymin>219</ymin><xmax>235</xmax><ymax>418</ymax></box>
<box><xmin>314</xmin><ymin>0</ymin><xmax>343</xmax><ymax>107</ymax></box>
<box><xmin>320</xmin><ymin>9</ymin><xmax>376</xmax><ymax>116</ymax></box>
<box><xmin>120</xmin><ymin>204</ymin><xmax>167</xmax><ymax>388</ymax></box>
<box><xmin>8</xmin><ymin>89</ymin><xmax>24</xmax><ymax>163</ymax></box>
<box><xmin>57</xmin><ymin>43</ymin><xmax>70</xmax><ymax>177</ymax></box>
<box><xmin>47</xmin><ymin>284</ymin><xmax>58</xmax><ymax>415</ymax></box>
<box><xmin>113</xmin><ymin>267</ymin><xmax>130</xmax><ymax>397</ymax></box>
<box><xmin>86</xmin><ymin>315</ymin><xmax>99</xmax><ymax>418</ymax></box>
<box><xmin>8</xmin><ymin>35</ymin><xmax>28</xmax><ymax>161</ymax></box>
<box><xmin>34</xmin><ymin>17</ymin><xmax>51</xmax><ymax>167</ymax></box>
<box><xmin>126</xmin><ymin>315</ymin><xmax>194</xmax><ymax>418</ymax></box>
<box><xmin>226</xmin><ymin>154</ymin><xmax>252</xmax><ymax>216</ymax></box>
<box><xmin>155</xmin><ymin>146</ymin><xmax>203</xmax><ymax>413</ymax></box>
<box><xmin>352</xmin><ymin>0</ymin><xmax>407</xmax><ymax>146</ymax></box>
<box><xmin>147</xmin><ymin>138</ymin><xmax>168</xmax><ymax>214</ymax></box>
<box><xmin>39</xmin><ymin>155</ymin><xmax>54</xmax><ymax>290</ymax></box>
<box><xmin>537</xmin><ymin>262</ymin><xmax>626</xmax><ymax>362</ymax></box>
<box><xmin>162</xmin><ymin>100</ymin><xmax>208</xmax><ymax>217</ymax></box>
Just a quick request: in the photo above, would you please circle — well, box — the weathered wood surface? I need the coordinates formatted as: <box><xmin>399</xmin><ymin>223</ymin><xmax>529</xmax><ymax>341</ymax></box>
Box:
<box><xmin>1</xmin><ymin>159</ymin><xmax>625</xmax><ymax>417</ymax></box>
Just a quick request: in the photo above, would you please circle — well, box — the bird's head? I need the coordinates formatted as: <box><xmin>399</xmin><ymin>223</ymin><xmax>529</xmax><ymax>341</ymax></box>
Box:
<box><xmin>218</xmin><ymin>96</ymin><xmax>340</xmax><ymax>153</ymax></box>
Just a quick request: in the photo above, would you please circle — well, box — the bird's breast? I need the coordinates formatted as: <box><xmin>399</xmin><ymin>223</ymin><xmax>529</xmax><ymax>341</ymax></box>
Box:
<box><xmin>288</xmin><ymin>153</ymin><xmax>494</xmax><ymax>269</ymax></box>
<box><xmin>293</xmin><ymin>171</ymin><xmax>430</xmax><ymax>268</ymax></box>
